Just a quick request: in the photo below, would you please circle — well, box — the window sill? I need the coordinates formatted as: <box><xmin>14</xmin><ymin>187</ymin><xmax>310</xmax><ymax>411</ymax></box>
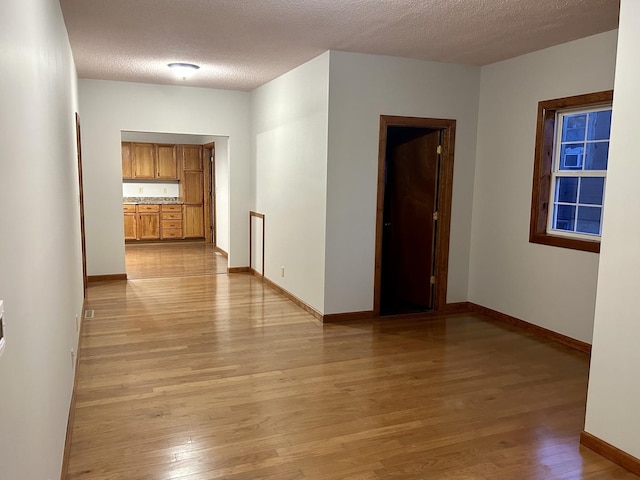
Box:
<box><xmin>530</xmin><ymin>232</ymin><xmax>600</xmax><ymax>253</ymax></box>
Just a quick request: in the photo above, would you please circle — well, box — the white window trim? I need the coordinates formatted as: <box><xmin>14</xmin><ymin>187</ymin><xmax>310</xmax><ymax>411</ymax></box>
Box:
<box><xmin>546</xmin><ymin>105</ymin><xmax>610</xmax><ymax>241</ymax></box>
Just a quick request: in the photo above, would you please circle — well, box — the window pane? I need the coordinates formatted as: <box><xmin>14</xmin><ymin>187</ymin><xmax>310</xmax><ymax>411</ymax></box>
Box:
<box><xmin>579</xmin><ymin>177</ymin><xmax>604</xmax><ymax>205</ymax></box>
<box><xmin>587</xmin><ymin>110</ymin><xmax>612</xmax><ymax>140</ymax></box>
<box><xmin>556</xmin><ymin>177</ymin><xmax>578</xmax><ymax>203</ymax></box>
<box><xmin>562</xmin><ymin>114</ymin><xmax>587</xmax><ymax>142</ymax></box>
<box><xmin>553</xmin><ymin>204</ymin><xmax>575</xmax><ymax>231</ymax></box>
<box><xmin>576</xmin><ymin>206</ymin><xmax>602</xmax><ymax>235</ymax></box>
<box><xmin>585</xmin><ymin>142</ymin><xmax>609</xmax><ymax>170</ymax></box>
<box><xmin>559</xmin><ymin>144</ymin><xmax>584</xmax><ymax>170</ymax></box>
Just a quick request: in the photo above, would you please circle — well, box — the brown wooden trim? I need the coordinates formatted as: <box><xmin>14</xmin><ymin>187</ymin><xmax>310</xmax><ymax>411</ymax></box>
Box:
<box><xmin>214</xmin><ymin>246</ymin><xmax>228</xmax><ymax>258</ymax></box>
<box><xmin>581</xmin><ymin>431</ymin><xmax>640</xmax><ymax>476</ymax></box>
<box><xmin>374</xmin><ymin>116</ymin><xmax>456</xmax><ymax>315</ymax></box>
<box><xmin>322</xmin><ymin>311</ymin><xmax>375</xmax><ymax>323</ymax></box>
<box><xmin>203</xmin><ymin>144</ymin><xmax>213</xmax><ymax>244</ymax></box>
<box><xmin>249</xmin><ymin>211</ymin><xmax>265</xmax><ymax>277</ymax></box>
<box><xmin>469</xmin><ymin>303</ymin><xmax>591</xmax><ymax>354</ymax></box>
<box><xmin>529</xmin><ymin>90</ymin><xmax>613</xmax><ymax>254</ymax></box>
<box><xmin>440</xmin><ymin>301</ymin><xmax>473</xmax><ymax>314</ymax></box>
<box><xmin>228</xmin><ymin>266</ymin><xmax>250</xmax><ymax>273</ymax></box>
<box><xmin>259</xmin><ymin>274</ymin><xmax>323</xmax><ymax>322</ymax></box>
<box><xmin>87</xmin><ymin>274</ymin><xmax>127</xmax><ymax>282</ymax></box>
<box><xmin>60</xmin><ymin>298</ymin><xmax>87</xmax><ymax>480</ymax></box>
<box><xmin>75</xmin><ymin>113</ymin><xmax>88</xmax><ymax>294</ymax></box>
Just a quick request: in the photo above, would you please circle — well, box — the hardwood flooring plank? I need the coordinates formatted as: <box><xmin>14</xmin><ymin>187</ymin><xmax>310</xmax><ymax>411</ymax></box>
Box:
<box><xmin>65</xmin><ymin>243</ymin><xmax>638</xmax><ymax>480</ymax></box>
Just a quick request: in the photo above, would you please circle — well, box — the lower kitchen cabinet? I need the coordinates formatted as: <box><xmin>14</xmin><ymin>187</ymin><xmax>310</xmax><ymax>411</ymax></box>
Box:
<box><xmin>161</xmin><ymin>204</ymin><xmax>183</xmax><ymax>239</ymax></box>
<box><xmin>124</xmin><ymin>203</ymin><xmax>187</xmax><ymax>241</ymax></box>
<box><xmin>123</xmin><ymin>205</ymin><xmax>137</xmax><ymax>240</ymax></box>
<box><xmin>183</xmin><ymin>204</ymin><xmax>204</xmax><ymax>238</ymax></box>
<box><xmin>138</xmin><ymin>204</ymin><xmax>161</xmax><ymax>240</ymax></box>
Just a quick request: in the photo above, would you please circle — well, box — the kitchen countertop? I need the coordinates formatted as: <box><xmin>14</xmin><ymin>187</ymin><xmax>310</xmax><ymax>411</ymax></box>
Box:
<box><xmin>123</xmin><ymin>197</ymin><xmax>182</xmax><ymax>205</ymax></box>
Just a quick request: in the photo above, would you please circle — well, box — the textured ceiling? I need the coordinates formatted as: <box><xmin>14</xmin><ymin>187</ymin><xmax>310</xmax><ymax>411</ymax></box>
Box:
<box><xmin>59</xmin><ymin>0</ymin><xmax>619</xmax><ymax>92</ymax></box>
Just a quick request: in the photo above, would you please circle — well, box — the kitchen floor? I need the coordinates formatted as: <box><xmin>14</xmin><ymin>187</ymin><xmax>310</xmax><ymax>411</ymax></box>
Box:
<box><xmin>125</xmin><ymin>242</ymin><xmax>228</xmax><ymax>279</ymax></box>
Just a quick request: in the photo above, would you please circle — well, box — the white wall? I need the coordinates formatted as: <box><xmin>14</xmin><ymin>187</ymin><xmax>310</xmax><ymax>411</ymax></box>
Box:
<box><xmin>0</xmin><ymin>1</ymin><xmax>84</xmax><ymax>478</ymax></box>
<box><xmin>251</xmin><ymin>52</ymin><xmax>330</xmax><ymax>312</ymax></box>
<box><xmin>122</xmin><ymin>182</ymin><xmax>180</xmax><ymax>197</ymax></box>
<box><xmin>324</xmin><ymin>51</ymin><xmax>481</xmax><ymax>314</ymax></box>
<box><xmin>468</xmin><ymin>31</ymin><xmax>618</xmax><ymax>343</ymax></box>
<box><xmin>78</xmin><ymin>80</ymin><xmax>251</xmax><ymax>273</ymax></box>
<box><xmin>214</xmin><ymin>137</ymin><xmax>230</xmax><ymax>253</ymax></box>
<box><xmin>585</xmin><ymin>1</ymin><xmax>640</xmax><ymax>458</ymax></box>
<box><xmin>121</xmin><ymin>131</ymin><xmax>218</xmax><ymax>144</ymax></box>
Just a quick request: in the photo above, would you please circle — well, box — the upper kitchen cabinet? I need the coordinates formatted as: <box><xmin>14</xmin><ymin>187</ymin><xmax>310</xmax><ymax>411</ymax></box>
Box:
<box><xmin>181</xmin><ymin>145</ymin><xmax>203</xmax><ymax>171</ymax></box>
<box><xmin>122</xmin><ymin>142</ymin><xmax>179</xmax><ymax>180</ymax></box>
<box><xmin>156</xmin><ymin>144</ymin><xmax>178</xmax><ymax>179</ymax></box>
<box><xmin>121</xmin><ymin>142</ymin><xmax>133</xmax><ymax>178</ymax></box>
<box><xmin>132</xmin><ymin>143</ymin><xmax>156</xmax><ymax>178</ymax></box>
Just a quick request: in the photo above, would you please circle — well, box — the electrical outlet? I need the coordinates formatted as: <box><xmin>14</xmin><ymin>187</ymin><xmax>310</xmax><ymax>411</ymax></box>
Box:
<box><xmin>280</xmin><ymin>266</ymin><xmax>285</xmax><ymax>277</ymax></box>
<box><xmin>138</xmin><ymin>186</ymin><xmax>144</xmax><ymax>194</ymax></box>
<box><xmin>163</xmin><ymin>187</ymin><xmax>168</xmax><ymax>194</ymax></box>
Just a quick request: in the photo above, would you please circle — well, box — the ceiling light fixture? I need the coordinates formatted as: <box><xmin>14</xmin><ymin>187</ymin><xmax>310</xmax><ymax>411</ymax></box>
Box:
<box><xmin>168</xmin><ymin>63</ymin><xmax>200</xmax><ymax>80</ymax></box>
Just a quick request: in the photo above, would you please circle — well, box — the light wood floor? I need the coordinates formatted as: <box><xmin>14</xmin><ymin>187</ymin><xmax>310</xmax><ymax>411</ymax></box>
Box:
<box><xmin>67</xmin><ymin>246</ymin><xmax>637</xmax><ymax>479</ymax></box>
<box><xmin>125</xmin><ymin>242</ymin><xmax>228</xmax><ymax>279</ymax></box>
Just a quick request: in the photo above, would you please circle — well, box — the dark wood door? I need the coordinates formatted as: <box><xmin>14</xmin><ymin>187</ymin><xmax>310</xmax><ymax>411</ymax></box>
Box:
<box><xmin>381</xmin><ymin>127</ymin><xmax>440</xmax><ymax>314</ymax></box>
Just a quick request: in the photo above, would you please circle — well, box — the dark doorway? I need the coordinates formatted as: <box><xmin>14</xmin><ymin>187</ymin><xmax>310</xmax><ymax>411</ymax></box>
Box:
<box><xmin>374</xmin><ymin>116</ymin><xmax>456</xmax><ymax>316</ymax></box>
<box><xmin>381</xmin><ymin>127</ymin><xmax>440</xmax><ymax>314</ymax></box>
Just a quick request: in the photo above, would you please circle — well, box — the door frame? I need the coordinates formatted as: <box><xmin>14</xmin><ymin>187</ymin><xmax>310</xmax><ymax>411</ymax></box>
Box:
<box><xmin>75</xmin><ymin>113</ymin><xmax>88</xmax><ymax>293</ymax></box>
<box><xmin>203</xmin><ymin>142</ymin><xmax>216</xmax><ymax>245</ymax></box>
<box><xmin>373</xmin><ymin>115</ymin><xmax>456</xmax><ymax>315</ymax></box>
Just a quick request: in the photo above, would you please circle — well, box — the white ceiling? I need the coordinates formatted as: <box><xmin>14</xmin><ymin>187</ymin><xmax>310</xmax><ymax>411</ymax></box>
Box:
<box><xmin>59</xmin><ymin>0</ymin><xmax>620</xmax><ymax>92</ymax></box>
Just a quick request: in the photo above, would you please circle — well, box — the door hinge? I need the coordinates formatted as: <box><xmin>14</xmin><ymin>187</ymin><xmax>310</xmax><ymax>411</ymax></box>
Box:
<box><xmin>430</xmin><ymin>276</ymin><xmax>436</xmax><ymax>285</ymax></box>
<box><xmin>433</xmin><ymin>211</ymin><xmax>438</xmax><ymax>221</ymax></box>
<box><xmin>436</xmin><ymin>145</ymin><xmax>442</xmax><ymax>155</ymax></box>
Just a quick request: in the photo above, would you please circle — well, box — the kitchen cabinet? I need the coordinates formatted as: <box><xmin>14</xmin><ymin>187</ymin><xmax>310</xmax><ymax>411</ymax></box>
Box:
<box><xmin>156</xmin><ymin>144</ymin><xmax>178</xmax><ymax>179</ymax></box>
<box><xmin>122</xmin><ymin>142</ymin><xmax>179</xmax><ymax>180</ymax></box>
<box><xmin>132</xmin><ymin>143</ymin><xmax>156</xmax><ymax>179</ymax></box>
<box><xmin>123</xmin><ymin>205</ymin><xmax>137</xmax><ymax>240</ymax></box>
<box><xmin>123</xmin><ymin>203</ymin><xmax>185</xmax><ymax>241</ymax></box>
<box><xmin>180</xmin><ymin>144</ymin><xmax>205</xmax><ymax>239</ymax></box>
<box><xmin>183</xmin><ymin>204</ymin><xmax>204</xmax><ymax>238</ymax></box>
<box><xmin>121</xmin><ymin>143</ymin><xmax>133</xmax><ymax>179</ymax></box>
<box><xmin>183</xmin><ymin>171</ymin><xmax>204</xmax><ymax>204</ymax></box>
<box><xmin>137</xmin><ymin>204</ymin><xmax>160</xmax><ymax>240</ymax></box>
<box><xmin>161</xmin><ymin>204</ymin><xmax>183</xmax><ymax>239</ymax></box>
<box><xmin>181</xmin><ymin>145</ymin><xmax>203</xmax><ymax>171</ymax></box>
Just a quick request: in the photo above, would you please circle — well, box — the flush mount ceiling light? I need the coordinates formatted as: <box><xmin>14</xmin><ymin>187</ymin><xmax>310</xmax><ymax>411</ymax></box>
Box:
<box><xmin>168</xmin><ymin>63</ymin><xmax>200</xmax><ymax>80</ymax></box>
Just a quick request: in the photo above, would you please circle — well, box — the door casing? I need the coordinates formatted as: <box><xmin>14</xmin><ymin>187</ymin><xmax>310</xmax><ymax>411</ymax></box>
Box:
<box><xmin>374</xmin><ymin>115</ymin><xmax>456</xmax><ymax>316</ymax></box>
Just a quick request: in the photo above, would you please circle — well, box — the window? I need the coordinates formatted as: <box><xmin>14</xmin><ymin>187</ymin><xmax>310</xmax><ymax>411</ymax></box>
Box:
<box><xmin>530</xmin><ymin>91</ymin><xmax>613</xmax><ymax>253</ymax></box>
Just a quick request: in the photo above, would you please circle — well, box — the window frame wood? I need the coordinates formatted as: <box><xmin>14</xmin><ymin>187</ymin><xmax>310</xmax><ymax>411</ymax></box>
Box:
<box><xmin>529</xmin><ymin>90</ymin><xmax>613</xmax><ymax>253</ymax></box>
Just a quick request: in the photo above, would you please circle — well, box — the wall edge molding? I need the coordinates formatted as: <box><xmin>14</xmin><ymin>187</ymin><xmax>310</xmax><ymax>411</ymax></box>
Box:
<box><xmin>87</xmin><ymin>273</ymin><xmax>127</xmax><ymax>282</ymax></box>
<box><xmin>469</xmin><ymin>302</ymin><xmax>591</xmax><ymax>354</ymax></box>
<box><xmin>581</xmin><ymin>431</ymin><xmax>640</xmax><ymax>476</ymax></box>
<box><xmin>252</xmin><ymin>271</ymin><xmax>323</xmax><ymax>321</ymax></box>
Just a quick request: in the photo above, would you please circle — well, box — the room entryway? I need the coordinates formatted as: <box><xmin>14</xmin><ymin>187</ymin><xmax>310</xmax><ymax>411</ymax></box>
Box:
<box><xmin>374</xmin><ymin>116</ymin><xmax>456</xmax><ymax>316</ymax></box>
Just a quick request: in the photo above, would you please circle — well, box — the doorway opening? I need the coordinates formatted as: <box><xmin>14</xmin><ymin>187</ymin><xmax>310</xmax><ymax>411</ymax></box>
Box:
<box><xmin>374</xmin><ymin>116</ymin><xmax>456</xmax><ymax>316</ymax></box>
<box><xmin>120</xmin><ymin>131</ymin><xmax>230</xmax><ymax>279</ymax></box>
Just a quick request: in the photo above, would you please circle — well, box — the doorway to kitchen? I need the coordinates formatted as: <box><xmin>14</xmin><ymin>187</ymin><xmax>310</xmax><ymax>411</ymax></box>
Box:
<box><xmin>120</xmin><ymin>131</ymin><xmax>230</xmax><ymax>279</ymax></box>
<box><xmin>374</xmin><ymin>116</ymin><xmax>456</xmax><ymax>316</ymax></box>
